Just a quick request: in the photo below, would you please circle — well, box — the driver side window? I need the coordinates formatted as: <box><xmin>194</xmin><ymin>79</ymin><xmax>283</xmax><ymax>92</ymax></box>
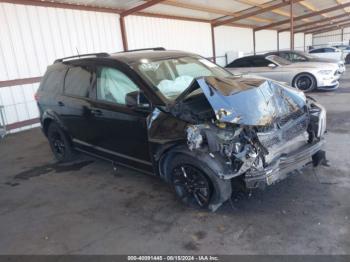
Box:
<box><xmin>291</xmin><ymin>53</ymin><xmax>306</xmax><ymax>62</ymax></box>
<box><xmin>96</xmin><ymin>67</ymin><xmax>139</xmax><ymax>105</ymax></box>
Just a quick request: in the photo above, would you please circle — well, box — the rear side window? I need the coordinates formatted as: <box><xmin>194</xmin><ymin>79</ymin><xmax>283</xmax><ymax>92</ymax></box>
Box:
<box><xmin>39</xmin><ymin>67</ymin><xmax>67</xmax><ymax>94</ymax></box>
<box><xmin>226</xmin><ymin>59</ymin><xmax>252</xmax><ymax>68</ymax></box>
<box><xmin>310</xmin><ymin>48</ymin><xmax>323</xmax><ymax>53</ymax></box>
<box><xmin>324</xmin><ymin>48</ymin><xmax>335</xmax><ymax>52</ymax></box>
<box><xmin>252</xmin><ymin>58</ymin><xmax>270</xmax><ymax>67</ymax></box>
<box><xmin>64</xmin><ymin>66</ymin><xmax>93</xmax><ymax>97</ymax></box>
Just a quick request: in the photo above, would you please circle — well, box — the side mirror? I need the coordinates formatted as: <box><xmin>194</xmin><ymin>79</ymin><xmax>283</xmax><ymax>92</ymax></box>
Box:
<box><xmin>125</xmin><ymin>91</ymin><xmax>150</xmax><ymax>109</ymax></box>
<box><xmin>268</xmin><ymin>63</ymin><xmax>277</xmax><ymax>68</ymax></box>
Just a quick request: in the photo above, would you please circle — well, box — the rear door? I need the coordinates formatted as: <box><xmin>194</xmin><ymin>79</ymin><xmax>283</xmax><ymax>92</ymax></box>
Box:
<box><xmin>59</xmin><ymin>64</ymin><xmax>96</xmax><ymax>143</ymax></box>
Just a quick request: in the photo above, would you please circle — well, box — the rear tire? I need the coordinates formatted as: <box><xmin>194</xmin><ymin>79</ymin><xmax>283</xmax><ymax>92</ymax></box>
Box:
<box><xmin>167</xmin><ymin>154</ymin><xmax>214</xmax><ymax>209</ymax></box>
<box><xmin>47</xmin><ymin>122</ymin><xmax>76</xmax><ymax>163</ymax></box>
<box><xmin>293</xmin><ymin>73</ymin><xmax>316</xmax><ymax>92</ymax></box>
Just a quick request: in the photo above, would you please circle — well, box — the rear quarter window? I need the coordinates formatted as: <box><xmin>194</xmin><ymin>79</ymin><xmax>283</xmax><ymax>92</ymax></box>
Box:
<box><xmin>39</xmin><ymin>67</ymin><xmax>67</xmax><ymax>94</ymax></box>
<box><xmin>226</xmin><ymin>59</ymin><xmax>251</xmax><ymax>68</ymax></box>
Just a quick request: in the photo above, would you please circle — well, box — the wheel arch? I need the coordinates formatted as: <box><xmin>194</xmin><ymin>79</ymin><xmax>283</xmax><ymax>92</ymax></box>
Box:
<box><xmin>158</xmin><ymin>144</ymin><xmax>233</xmax><ymax>212</ymax></box>
<box><xmin>42</xmin><ymin>110</ymin><xmax>68</xmax><ymax>136</ymax></box>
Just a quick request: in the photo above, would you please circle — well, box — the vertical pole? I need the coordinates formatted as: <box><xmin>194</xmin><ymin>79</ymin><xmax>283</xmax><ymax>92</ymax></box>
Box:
<box><xmin>304</xmin><ymin>33</ymin><xmax>306</xmax><ymax>52</ymax></box>
<box><xmin>211</xmin><ymin>24</ymin><xmax>216</xmax><ymax>63</ymax></box>
<box><xmin>277</xmin><ymin>31</ymin><xmax>280</xmax><ymax>51</ymax></box>
<box><xmin>290</xmin><ymin>0</ymin><xmax>294</xmax><ymax>50</ymax></box>
<box><xmin>253</xmin><ymin>29</ymin><xmax>256</xmax><ymax>55</ymax></box>
<box><xmin>120</xmin><ymin>16</ymin><xmax>128</xmax><ymax>51</ymax></box>
<box><xmin>341</xmin><ymin>28</ymin><xmax>344</xmax><ymax>44</ymax></box>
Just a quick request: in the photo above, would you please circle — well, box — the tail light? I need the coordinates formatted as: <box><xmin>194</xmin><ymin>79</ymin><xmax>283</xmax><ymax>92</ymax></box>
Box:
<box><xmin>34</xmin><ymin>92</ymin><xmax>39</xmax><ymax>101</ymax></box>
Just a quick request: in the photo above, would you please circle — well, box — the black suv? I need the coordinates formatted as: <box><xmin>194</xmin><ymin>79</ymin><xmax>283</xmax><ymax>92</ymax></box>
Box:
<box><xmin>37</xmin><ymin>48</ymin><xmax>327</xmax><ymax>211</ymax></box>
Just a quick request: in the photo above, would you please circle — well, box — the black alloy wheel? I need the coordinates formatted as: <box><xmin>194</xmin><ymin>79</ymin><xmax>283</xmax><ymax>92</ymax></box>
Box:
<box><xmin>172</xmin><ymin>164</ymin><xmax>212</xmax><ymax>208</ymax></box>
<box><xmin>47</xmin><ymin>122</ymin><xmax>75</xmax><ymax>162</ymax></box>
<box><xmin>294</xmin><ymin>74</ymin><xmax>316</xmax><ymax>92</ymax></box>
<box><xmin>50</xmin><ymin>131</ymin><xmax>66</xmax><ymax>159</ymax></box>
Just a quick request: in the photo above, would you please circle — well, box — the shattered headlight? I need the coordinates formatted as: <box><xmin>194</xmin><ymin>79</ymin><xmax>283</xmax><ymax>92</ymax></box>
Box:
<box><xmin>309</xmin><ymin>101</ymin><xmax>327</xmax><ymax>138</ymax></box>
<box><xmin>317</xmin><ymin>104</ymin><xmax>326</xmax><ymax>138</ymax></box>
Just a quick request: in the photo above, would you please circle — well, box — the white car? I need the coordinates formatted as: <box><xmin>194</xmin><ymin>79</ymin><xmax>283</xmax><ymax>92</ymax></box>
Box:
<box><xmin>333</xmin><ymin>45</ymin><xmax>350</xmax><ymax>64</ymax></box>
<box><xmin>226</xmin><ymin>55</ymin><xmax>340</xmax><ymax>92</ymax></box>
<box><xmin>309</xmin><ymin>47</ymin><xmax>345</xmax><ymax>62</ymax></box>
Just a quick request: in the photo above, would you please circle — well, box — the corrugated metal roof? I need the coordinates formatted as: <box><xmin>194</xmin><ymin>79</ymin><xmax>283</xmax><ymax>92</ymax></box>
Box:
<box><xmin>35</xmin><ymin>0</ymin><xmax>350</xmax><ymax>32</ymax></box>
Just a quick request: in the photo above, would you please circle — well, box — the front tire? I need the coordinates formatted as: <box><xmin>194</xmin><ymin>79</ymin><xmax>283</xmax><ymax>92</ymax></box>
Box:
<box><xmin>168</xmin><ymin>155</ymin><xmax>213</xmax><ymax>209</ymax></box>
<box><xmin>345</xmin><ymin>54</ymin><xmax>350</xmax><ymax>64</ymax></box>
<box><xmin>47</xmin><ymin>122</ymin><xmax>75</xmax><ymax>162</ymax></box>
<box><xmin>293</xmin><ymin>73</ymin><xmax>316</xmax><ymax>92</ymax></box>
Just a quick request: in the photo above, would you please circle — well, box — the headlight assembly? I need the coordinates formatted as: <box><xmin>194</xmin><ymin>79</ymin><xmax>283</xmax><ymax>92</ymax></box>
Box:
<box><xmin>318</xmin><ymin>70</ymin><xmax>333</xmax><ymax>75</ymax></box>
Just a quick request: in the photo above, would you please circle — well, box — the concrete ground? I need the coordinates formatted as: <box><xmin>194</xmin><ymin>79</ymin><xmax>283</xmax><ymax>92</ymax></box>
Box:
<box><xmin>0</xmin><ymin>72</ymin><xmax>349</xmax><ymax>255</ymax></box>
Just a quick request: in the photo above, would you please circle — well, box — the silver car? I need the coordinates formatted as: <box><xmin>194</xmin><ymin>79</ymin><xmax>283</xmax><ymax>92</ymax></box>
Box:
<box><xmin>226</xmin><ymin>55</ymin><xmax>340</xmax><ymax>92</ymax></box>
<box><xmin>265</xmin><ymin>50</ymin><xmax>346</xmax><ymax>74</ymax></box>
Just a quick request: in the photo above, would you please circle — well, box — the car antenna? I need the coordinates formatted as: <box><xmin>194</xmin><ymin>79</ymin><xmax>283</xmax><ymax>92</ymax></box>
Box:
<box><xmin>76</xmin><ymin>47</ymin><xmax>81</xmax><ymax>59</ymax></box>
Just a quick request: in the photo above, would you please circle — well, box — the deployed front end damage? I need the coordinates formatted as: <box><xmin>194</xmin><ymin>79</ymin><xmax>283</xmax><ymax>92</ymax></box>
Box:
<box><xmin>183</xmin><ymin>76</ymin><xmax>326</xmax><ymax>210</ymax></box>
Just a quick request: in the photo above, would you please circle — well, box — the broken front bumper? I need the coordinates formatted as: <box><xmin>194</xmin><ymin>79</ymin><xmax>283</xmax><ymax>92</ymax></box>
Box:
<box><xmin>244</xmin><ymin>139</ymin><xmax>325</xmax><ymax>189</ymax></box>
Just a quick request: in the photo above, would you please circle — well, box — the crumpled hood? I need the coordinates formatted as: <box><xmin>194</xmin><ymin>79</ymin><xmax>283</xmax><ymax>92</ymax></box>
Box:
<box><xmin>197</xmin><ymin>76</ymin><xmax>306</xmax><ymax>126</ymax></box>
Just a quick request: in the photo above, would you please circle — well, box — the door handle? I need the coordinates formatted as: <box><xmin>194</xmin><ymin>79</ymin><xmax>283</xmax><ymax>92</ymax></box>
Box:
<box><xmin>90</xmin><ymin>109</ymin><xmax>103</xmax><ymax>116</ymax></box>
<box><xmin>58</xmin><ymin>101</ymin><xmax>64</xmax><ymax>107</ymax></box>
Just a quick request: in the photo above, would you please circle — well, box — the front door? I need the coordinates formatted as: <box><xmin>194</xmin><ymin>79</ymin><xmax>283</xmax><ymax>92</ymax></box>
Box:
<box><xmin>86</xmin><ymin>65</ymin><xmax>153</xmax><ymax>172</ymax></box>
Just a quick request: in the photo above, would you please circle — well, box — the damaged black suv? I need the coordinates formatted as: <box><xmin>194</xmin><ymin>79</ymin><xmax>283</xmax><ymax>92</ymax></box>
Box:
<box><xmin>37</xmin><ymin>48</ymin><xmax>327</xmax><ymax>211</ymax></box>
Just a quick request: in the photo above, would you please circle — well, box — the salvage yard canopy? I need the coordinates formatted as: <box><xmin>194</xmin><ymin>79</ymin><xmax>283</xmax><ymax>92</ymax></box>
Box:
<box><xmin>6</xmin><ymin>0</ymin><xmax>350</xmax><ymax>35</ymax></box>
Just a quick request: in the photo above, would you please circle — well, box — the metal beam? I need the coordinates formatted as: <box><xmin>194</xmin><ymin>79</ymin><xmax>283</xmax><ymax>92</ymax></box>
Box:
<box><xmin>306</xmin><ymin>22</ymin><xmax>350</xmax><ymax>35</ymax></box>
<box><xmin>0</xmin><ymin>0</ymin><xmax>122</xmax><ymax>14</ymax></box>
<box><xmin>235</xmin><ymin>0</ymin><xmax>292</xmax><ymax>18</ymax></box>
<box><xmin>290</xmin><ymin>0</ymin><xmax>294</xmax><ymax>50</ymax></box>
<box><xmin>211</xmin><ymin>25</ymin><xmax>216</xmax><ymax>63</ymax></box>
<box><xmin>255</xmin><ymin>1</ymin><xmax>350</xmax><ymax>31</ymax></box>
<box><xmin>279</xmin><ymin>13</ymin><xmax>349</xmax><ymax>32</ymax></box>
<box><xmin>0</xmin><ymin>76</ymin><xmax>42</xmax><ymax>88</ymax></box>
<box><xmin>2</xmin><ymin>0</ymin><xmax>213</xmax><ymax>24</ymax></box>
<box><xmin>253</xmin><ymin>29</ymin><xmax>256</xmax><ymax>55</ymax></box>
<box><xmin>147</xmin><ymin>0</ymin><xmax>273</xmax><ymax>24</ymax></box>
<box><xmin>213</xmin><ymin>0</ymin><xmax>302</xmax><ymax>27</ymax></box>
<box><xmin>120</xmin><ymin>0</ymin><xmax>166</xmax><ymax>17</ymax></box>
<box><xmin>120</xmin><ymin>17</ymin><xmax>128</xmax><ymax>51</ymax></box>
<box><xmin>296</xmin><ymin>18</ymin><xmax>350</xmax><ymax>34</ymax></box>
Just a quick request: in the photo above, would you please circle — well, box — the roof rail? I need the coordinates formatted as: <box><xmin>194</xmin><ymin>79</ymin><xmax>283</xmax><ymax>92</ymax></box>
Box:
<box><xmin>54</xmin><ymin>52</ymin><xmax>110</xmax><ymax>63</ymax></box>
<box><xmin>117</xmin><ymin>47</ymin><xmax>166</xmax><ymax>53</ymax></box>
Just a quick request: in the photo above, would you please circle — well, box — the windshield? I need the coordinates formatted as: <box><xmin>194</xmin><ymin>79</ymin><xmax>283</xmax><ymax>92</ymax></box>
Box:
<box><xmin>294</xmin><ymin>51</ymin><xmax>315</xmax><ymax>59</ymax></box>
<box><xmin>267</xmin><ymin>55</ymin><xmax>292</xmax><ymax>66</ymax></box>
<box><xmin>134</xmin><ymin>56</ymin><xmax>232</xmax><ymax>100</ymax></box>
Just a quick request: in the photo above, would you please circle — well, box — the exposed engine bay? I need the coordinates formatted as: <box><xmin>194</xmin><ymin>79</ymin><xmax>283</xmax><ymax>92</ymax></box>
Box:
<box><xmin>181</xmin><ymin>77</ymin><xmax>327</xmax><ymax>190</ymax></box>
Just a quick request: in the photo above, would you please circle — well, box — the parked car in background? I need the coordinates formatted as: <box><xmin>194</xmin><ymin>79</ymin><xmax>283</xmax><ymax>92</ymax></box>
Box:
<box><xmin>36</xmin><ymin>49</ymin><xmax>327</xmax><ymax>211</ymax></box>
<box><xmin>265</xmin><ymin>50</ymin><xmax>345</xmax><ymax>74</ymax></box>
<box><xmin>309</xmin><ymin>47</ymin><xmax>345</xmax><ymax>62</ymax></box>
<box><xmin>333</xmin><ymin>45</ymin><xmax>350</xmax><ymax>64</ymax></box>
<box><xmin>226</xmin><ymin>55</ymin><xmax>340</xmax><ymax>92</ymax></box>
